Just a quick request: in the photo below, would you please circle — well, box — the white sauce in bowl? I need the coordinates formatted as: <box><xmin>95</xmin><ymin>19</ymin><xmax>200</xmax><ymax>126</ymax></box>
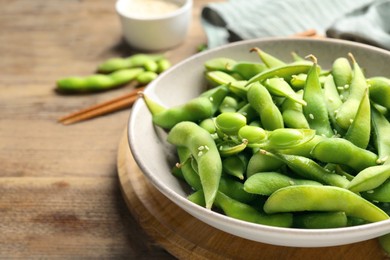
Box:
<box><xmin>124</xmin><ymin>0</ymin><xmax>181</xmax><ymax>18</ymax></box>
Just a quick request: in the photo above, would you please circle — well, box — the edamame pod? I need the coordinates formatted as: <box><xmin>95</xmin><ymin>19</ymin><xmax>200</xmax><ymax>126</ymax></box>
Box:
<box><xmin>56</xmin><ymin>68</ymin><xmax>144</xmax><ymax>93</ymax></box>
<box><xmin>281</xmin><ymin>90</ymin><xmax>310</xmax><ymax>129</ymax></box>
<box><xmin>368</xmin><ymin>77</ymin><xmax>390</xmax><ymax>109</ymax></box>
<box><xmin>303</xmin><ymin>55</ymin><xmax>334</xmax><ymax>137</ymax></box>
<box><xmin>322</xmin><ymin>74</ymin><xmax>344</xmax><ymax>135</ymax></box>
<box><xmin>228</xmin><ymin>61</ymin><xmax>267</xmax><ymax>80</ymax></box>
<box><xmin>215</xmin><ymin>191</ymin><xmax>293</xmax><ymax>227</ymax></box>
<box><xmin>250</xmin><ymin>47</ymin><xmax>286</xmax><ymax>68</ymax></box>
<box><xmin>344</xmin><ymin>89</ymin><xmax>371</xmax><ymax>149</ymax></box>
<box><xmin>335</xmin><ymin>53</ymin><xmax>369</xmax><ymax>129</ymax></box>
<box><xmin>222</xmin><ymin>154</ymin><xmax>247</xmax><ymax>180</ymax></box>
<box><xmin>246</xmin><ymin>151</ymin><xmax>284</xmax><ymax>178</ymax></box>
<box><xmin>264</xmin><ymin>185</ymin><xmax>389</xmax><ymax>223</ymax></box>
<box><xmin>247</xmin><ymin>82</ymin><xmax>284</xmax><ymax>130</ymax></box>
<box><xmin>97</xmin><ymin>53</ymin><xmax>164</xmax><ymax>73</ymax></box>
<box><xmin>168</xmin><ymin>121</ymin><xmax>222</xmax><ymax>209</ymax></box>
<box><xmin>244</xmin><ymin>172</ymin><xmax>322</xmax><ymax>196</ymax></box>
<box><xmin>204</xmin><ymin>57</ymin><xmax>237</xmax><ymax>72</ymax></box>
<box><xmin>263</xmin><ymin>77</ymin><xmax>306</xmax><ymax>106</ymax></box>
<box><xmin>273</xmin><ymin>152</ymin><xmax>350</xmax><ymax>188</ymax></box>
<box><xmin>348</xmin><ymin>164</ymin><xmax>390</xmax><ymax>193</ymax></box>
<box><xmin>293</xmin><ymin>212</ymin><xmax>348</xmax><ymax>229</ymax></box>
<box><xmin>371</xmin><ymin>106</ymin><xmax>390</xmax><ymax>162</ymax></box>
<box><xmin>311</xmin><ymin>138</ymin><xmax>378</xmax><ymax>172</ymax></box>
<box><xmin>246</xmin><ymin>62</ymin><xmax>312</xmax><ymax>86</ymax></box>
<box><xmin>144</xmin><ymin>85</ymin><xmax>229</xmax><ymax>129</ymax></box>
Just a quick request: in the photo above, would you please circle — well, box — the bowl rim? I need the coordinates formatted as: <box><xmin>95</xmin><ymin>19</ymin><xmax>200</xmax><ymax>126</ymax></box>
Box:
<box><xmin>128</xmin><ymin>36</ymin><xmax>390</xmax><ymax>246</ymax></box>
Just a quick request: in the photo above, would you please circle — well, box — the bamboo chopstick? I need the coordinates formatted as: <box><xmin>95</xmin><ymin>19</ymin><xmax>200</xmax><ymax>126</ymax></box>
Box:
<box><xmin>58</xmin><ymin>85</ymin><xmax>145</xmax><ymax>125</ymax></box>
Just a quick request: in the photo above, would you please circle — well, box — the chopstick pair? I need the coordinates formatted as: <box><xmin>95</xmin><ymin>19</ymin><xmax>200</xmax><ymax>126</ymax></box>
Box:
<box><xmin>58</xmin><ymin>84</ymin><xmax>145</xmax><ymax>125</ymax></box>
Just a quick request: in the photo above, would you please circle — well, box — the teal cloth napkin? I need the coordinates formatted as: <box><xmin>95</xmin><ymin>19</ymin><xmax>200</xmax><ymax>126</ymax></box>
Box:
<box><xmin>201</xmin><ymin>0</ymin><xmax>390</xmax><ymax>50</ymax></box>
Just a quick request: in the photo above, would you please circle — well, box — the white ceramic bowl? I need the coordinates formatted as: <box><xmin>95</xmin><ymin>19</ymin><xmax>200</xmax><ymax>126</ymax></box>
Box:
<box><xmin>116</xmin><ymin>0</ymin><xmax>192</xmax><ymax>51</ymax></box>
<box><xmin>128</xmin><ymin>37</ymin><xmax>390</xmax><ymax>247</ymax></box>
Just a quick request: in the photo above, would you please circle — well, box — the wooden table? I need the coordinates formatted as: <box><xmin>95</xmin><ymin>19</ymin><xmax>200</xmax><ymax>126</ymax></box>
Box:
<box><xmin>0</xmin><ymin>0</ymin><xmax>387</xmax><ymax>259</ymax></box>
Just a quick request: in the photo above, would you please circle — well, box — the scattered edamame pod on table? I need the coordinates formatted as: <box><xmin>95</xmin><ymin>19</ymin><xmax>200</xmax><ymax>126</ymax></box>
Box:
<box><xmin>56</xmin><ymin>68</ymin><xmax>144</xmax><ymax>93</ymax></box>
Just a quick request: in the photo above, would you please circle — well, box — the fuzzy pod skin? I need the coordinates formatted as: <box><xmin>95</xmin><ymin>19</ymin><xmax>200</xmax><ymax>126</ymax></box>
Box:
<box><xmin>303</xmin><ymin>56</ymin><xmax>334</xmax><ymax>137</ymax></box>
<box><xmin>335</xmin><ymin>53</ymin><xmax>369</xmax><ymax>130</ymax></box>
<box><xmin>264</xmin><ymin>185</ymin><xmax>389</xmax><ymax>223</ymax></box>
<box><xmin>56</xmin><ymin>68</ymin><xmax>144</xmax><ymax>93</ymax></box>
<box><xmin>143</xmin><ymin>85</ymin><xmax>229</xmax><ymax>130</ymax></box>
<box><xmin>247</xmin><ymin>82</ymin><xmax>284</xmax><ymax>130</ymax></box>
<box><xmin>311</xmin><ymin>137</ymin><xmax>378</xmax><ymax>172</ymax></box>
<box><xmin>167</xmin><ymin>121</ymin><xmax>222</xmax><ymax>209</ymax></box>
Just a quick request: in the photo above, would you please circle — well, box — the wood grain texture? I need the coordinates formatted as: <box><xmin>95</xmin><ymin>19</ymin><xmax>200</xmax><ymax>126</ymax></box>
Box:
<box><xmin>0</xmin><ymin>0</ymin><xmax>219</xmax><ymax>258</ymax></box>
<box><xmin>118</xmin><ymin>131</ymin><xmax>388</xmax><ymax>260</ymax></box>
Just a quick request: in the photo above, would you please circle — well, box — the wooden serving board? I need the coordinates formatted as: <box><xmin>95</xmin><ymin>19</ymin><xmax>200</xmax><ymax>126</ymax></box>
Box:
<box><xmin>117</xmin><ymin>130</ymin><xmax>387</xmax><ymax>259</ymax></box>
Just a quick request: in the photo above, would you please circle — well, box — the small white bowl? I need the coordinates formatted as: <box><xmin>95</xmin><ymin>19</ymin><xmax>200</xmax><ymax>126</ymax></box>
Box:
<box><xmin>128</xmin><ymin>37</ymin><xmax>390</xmax><ymax>247</ymax></box>
<box><xmin>116</xmin><ymin>0</ymin><xmax>192</xmax><ymax>51</ymax></box>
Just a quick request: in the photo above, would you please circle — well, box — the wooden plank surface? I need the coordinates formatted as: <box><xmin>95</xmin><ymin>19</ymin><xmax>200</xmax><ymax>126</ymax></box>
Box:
<box><xmin>0</xmin><ymin>0</ymin><xmax>218</xmax><ymax>258</ymax></box>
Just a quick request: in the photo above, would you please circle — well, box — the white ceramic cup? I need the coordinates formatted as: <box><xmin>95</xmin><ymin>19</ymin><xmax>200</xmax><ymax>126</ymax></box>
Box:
<box><xmin>116</xmin><ymin>0</ymin><xmax>192</xmax><ymax>51</ymax></box>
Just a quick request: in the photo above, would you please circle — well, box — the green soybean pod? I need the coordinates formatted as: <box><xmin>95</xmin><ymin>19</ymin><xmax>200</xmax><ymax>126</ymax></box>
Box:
<box><xmin>367</xmin><ymin>77</ymin><xmax>390</xmax><ymax>109</ymax></box>
<box><xmin>247</xmin><ymin>82</ymin><xmax>284</xmax><ymax>130</ymax></box>
<box><xmin>277</xmin><ymin>134</ymin><xmax>326</xmax><ymax>158</ymax></box>
<box><xmin>273</xmin><ymin>152</ymin><xmax>350</xmax><ymax>188</ymax></box>
<box><xmin>246</xmin><ymin>62</ymin><xmax>312</xmax><ymax>86</ymax></box>
<box><xmin>363</xmin><ymin>179</ymin><xmax>390</xmax><ymax>202</ymax></box>
<box><xmin>244</xmin><ymin>172</ymin><xmax>323</xmax><ymax>196</ymax></box>
<box><xmin>290</xmin><ymin>73</ymin><xmax>307</xmax><ymax>89</ymax></box>
<box><xmin>238</xmin><ymin>125</ymin><xmax>267</xmax><ymax>145</ymax></box>
<box><xmin>344</xmin><ymin>89</ymin><xmax>371</xmax><ymax>149</ymax></box>
<box><xmin>176</xmin><ymin>147</ymin><xmax>202</xmax><ymax>191</ymax></box>
<box><xmin>167</xmin><ymin>121</ymin><xmax>222</xmax><ymax>209</ymax></box>
<box><xmin>335</xmin><ymin>53</ymin><xmax>369</xmax><ymax>130</ymax></box>
<box><xmin>136</xmin><ymin>71</ymin><xmax>158</xmax><ymax>84</ymax></box>
<box><xmin>293</xmin><ymin>212</ymin><xmax>348</xmax><ymax>229</ymax></box>
<box><xmin>218</xmin><ymin>96</ymin><xmax>239</xmax><ymax>113</ymax></box>
<box><xmin>204</xmin><ymin>57</ymin><xmax>237</xmax><ymax>72</ymax></box>
<box><xmin>250</xmin><ymin>47</ymin><xmax>286</xmax><ymax>68</ymax></box>
<box><xmin>206</xmin><ymin>71</ymin><xmax>237</xmax><ymax>87</ymax></box>
<box><xmin>187</xmin><ymin>190</ymin><xmax>206</xmax><ymax>207</ymax></box>
<box><xmin>214</xmin><ymin>191</ymin><xmax>293</xmax><ymax>227</ymax></box>
<box><xmin>97</xmin><ymin>53</ymin><xmax>164</xmax><ymax>73</ymax></box>
<box><xmin>263</xmin><ymin>77</ymin><xmax>306</xmax><ymax>106</ymax></box>
<box><xmin>157</xmin><ymin>58</ymin><xmax>172</xmax><ymax>73</ymax></box>
<box><xmin>144</xmin><ymin>85</ymin><xmax>229</xmax><ymax>129</ymax></box>
<box><xmin>246</xmin><ymin>151</ymin><xmax>284</xmax><ymax>178</ymax></box>
<box><xmin>331</xmin><ymin>56</ymin><xmax>352</xmax><ymax>89</ymax></box>
<box><xmin>348</xmin><ymin>164</ymin><xmax>390</xmax><ymax>193</ymax></box>
<box><xmin>311</xmin><ymin>137</ymin><xmax>378</xmax><ymax>172</ymax></box>
<box><xmin>199</xmin><ymin>118</ymin><xmax>217</xmax><ymax>134</ymax></box>
<box><xmin>371</xmin><ymin>106</ymin><xmax>390</xmax><ymax>162</ymax></box>
<box><xmin>281</xmin><ymin>90</ymin><xmax>310</xmax><ymax>129</ymax></box>
<box><xmin>228</xmin><ymin>61</ymin><xmax>267</xmax><ymax>80</ymax></box>
<box><xmin>218</xmin><ymin>176</ymin><xmax>255</xmax><ymax>203</ymax></box>
<box><xmin>56</xmin><ymin>68</ymin><xmax>144</xmax><ymax>93</ymax></box>
<box><xmin>322</xmin><ymin>74</ymin><xmax>344</xmax><ymax>135</ymax></box>
<box><xmin>263</xmin><ymin>185</ymin><xmax>389</xmax><ymax>223</ymax></box>
<box><xmin>215</xmin><ymin>112</ymin><xmax>247</xmax><ymax>136</ymax></box>
<box><xmin>260</xmin><ymin>128</ymin><xmax>316</xmax><ymax>151</ymax></box>
<box><xmin>222</xmin><ymin>154</ymin><xmax>247</xmax><ymax>180</ymax></box>
<box><xmin>303</xmin><ymin>55</ymin><xmax>334</xmax><ymax>137</ymax></box>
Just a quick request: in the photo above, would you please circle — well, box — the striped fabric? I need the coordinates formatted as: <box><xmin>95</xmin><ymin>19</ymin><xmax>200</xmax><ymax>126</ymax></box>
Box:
<box><xmin>201</xmin><ymin>0</ymin><xmax>389</xmax><ymax>49</ymax></box>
